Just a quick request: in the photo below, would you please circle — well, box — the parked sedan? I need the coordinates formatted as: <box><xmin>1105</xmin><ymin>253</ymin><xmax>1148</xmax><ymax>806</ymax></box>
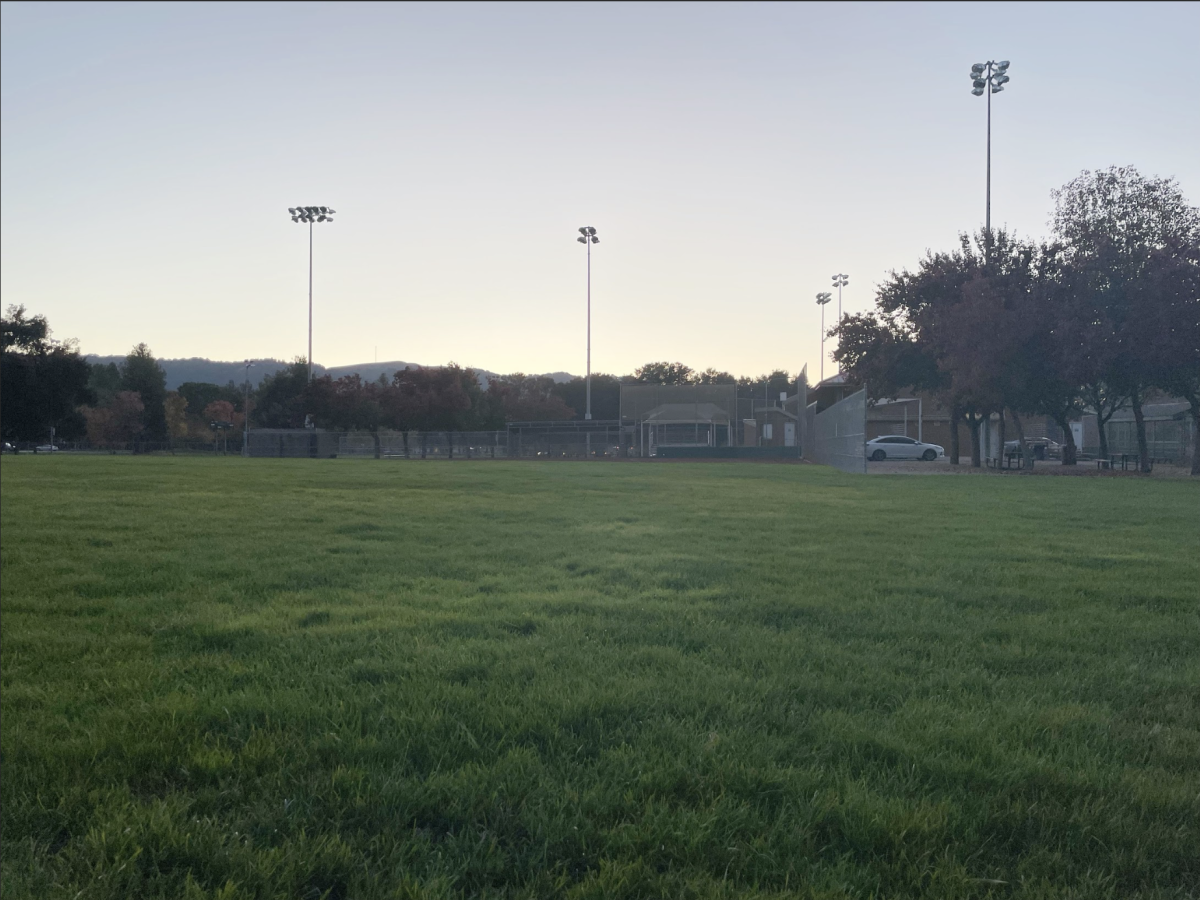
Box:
<box><xmin>867</xmin><ymin>435</ymin><xmax>945</xmax><ymax>461</ymax></box>
<box><xmin>1003</xmin><ymin>438</ymin><xmax>1060</xmax><ymax>460</ymax></box>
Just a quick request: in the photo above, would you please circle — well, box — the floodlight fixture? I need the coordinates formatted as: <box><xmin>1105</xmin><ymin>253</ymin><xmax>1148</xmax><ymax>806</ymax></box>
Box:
<box><xmin>576</xmin><ymin>225</ymin><xmax>600</xmax><ymax>423</ymax></box>
<box><xmin>288</xmin><ymin>204</ymin><xmax>337</xmax><ymax>380</ymax></box>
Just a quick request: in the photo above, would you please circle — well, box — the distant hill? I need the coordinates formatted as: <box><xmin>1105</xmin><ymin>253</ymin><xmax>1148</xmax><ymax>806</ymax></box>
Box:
<box><xmin>85</xmin><ymin>356</ymin><xmax>577</xmax><ymax>390</ymax></box>
<box><xmin>86</xmin><ymin>357</ymin><xmax>311</xmax><ymax>390</ymax></box>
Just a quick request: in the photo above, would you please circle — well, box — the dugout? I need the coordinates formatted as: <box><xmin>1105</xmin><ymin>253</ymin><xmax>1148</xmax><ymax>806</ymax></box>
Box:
<box><xmin>620</xmin><ymin>384</ymin><xmax>738</xmax><ymax>457</ymax></box>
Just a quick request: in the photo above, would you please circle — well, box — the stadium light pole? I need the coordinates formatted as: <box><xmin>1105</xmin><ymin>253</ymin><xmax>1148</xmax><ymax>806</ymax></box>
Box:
<box><xmin>289</xmin><ymin>206</ymin><xmax>336</xmax><ymax>381</ymax></box>
<box><xmin>969</xmin><ymin>60</ymin><xmax>1010</xmax><ymax>249</ymax></box>
<box><xmin>831</xmin><ymin>274</ymin><xmax>848</xmax><ymax>374</ymax></box>
<box><xmin>576</xmin><ymin>226</ymin><xmax>599</xmax><ymax>420</ymax></box>
<box><xmin>242</xmin><ymin>360</ymin><xmax>255</xmax><ymax>457</ymax></box>
<box><xmin>816</xmin><ymin>292</ymin><xmax>832</xmax><ymax>384</ymax></box>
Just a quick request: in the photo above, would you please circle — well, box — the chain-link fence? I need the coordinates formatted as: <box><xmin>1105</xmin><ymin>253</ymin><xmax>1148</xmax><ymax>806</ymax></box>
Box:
<box><xmin>809</xmin><ymin>388</ymin><xmax>867</xmax><ymax>474</ymax></box>
<box><xmin>248</xmin><ymin>426</ymin><xmax>632</xmax><ymax>460</ymax></box>
<box><xmin>4</xmin><ymin>439</ymin><xmax>248</xmax><ymax>455</ymax></box>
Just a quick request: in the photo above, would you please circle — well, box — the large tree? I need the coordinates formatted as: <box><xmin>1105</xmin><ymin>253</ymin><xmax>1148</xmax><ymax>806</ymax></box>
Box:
<box><xmin>632</xmin><ymin>362</ymin><xmax>694</xmax><ymax>385</ymax></box>
<box><xmin>552</xmin><ymin>373</ymin><xmax>621</xmax><ymax>420</ymax></box>
<box><xmin>253</xmin><ymin>359</ymin><xmax>311</xmax><ymax>428</ymax></box>
<box><xmin>1051</xmin><ymin>166</ymin><xmax>1200</xmax><ymax>472</ymax></box>
<box><xmin>1138</xmin><ymin>243</ymin><xmax>1200</xmax><ymax>474</ymax></box>
<box><xmin>1</xmin><ymin>306</ymin><xmax>93</xmax><ymax>442</ymax></box>
<box><xmin>739</xmin><ymin>370</ymin><xmax>796</xmax><ymax>404</ymax></box>
<box><xmin>837</xmin><ymin>233</ymin><xmax>999</xmax><ymax>465</ymax></box>
<box><xmin>835</xmin><ymin>231</ymin><xmax>1081</xmax><ymax>467</ymax></box>
<box><xmin>120</xmin><ymin>343</ymin><xmax>168</xmax><ymax>441</ymax></box>
<box><xmin>488</xmin><ymin>374</ymin><xmax>575</xmax><ymax>422</ymax></box>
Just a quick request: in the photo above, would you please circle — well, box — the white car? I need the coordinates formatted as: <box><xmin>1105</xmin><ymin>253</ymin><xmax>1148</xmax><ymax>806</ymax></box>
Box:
<box><xmin>867</xmin><ymin>435</ymin><xmax>944</xmax><ymax>461</ymax></box>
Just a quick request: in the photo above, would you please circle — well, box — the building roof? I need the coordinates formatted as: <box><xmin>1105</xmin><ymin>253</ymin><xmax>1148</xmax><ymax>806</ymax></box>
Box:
<box><xmin>753</xmin><ymin>406</ymin><xmax>798</xmax><ymax>421</ymax></box>
<box><xmin>813</xmin><ymin>372</ymin><xmax>853</xmax><ymax>389</ymax></box>
<box><xmin>641</xmin><ymin>403</ymin><xmax>731</xmax><ymax>425</ymax></box>
<box><xmin>1105</xmin><ymin>400</ymin><xmax>1190</xmax><ymax>421</ymax></box>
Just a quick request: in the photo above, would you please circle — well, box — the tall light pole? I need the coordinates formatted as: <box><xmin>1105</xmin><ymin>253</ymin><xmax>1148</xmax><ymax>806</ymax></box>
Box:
<box><xmin>576</xmin><ymin>226</ymin><xmax>599</xmax><ymax>420</ymax></box>
<box><xmin>816</xmin><ymin>292</ymin><xmax>832</xmax><ymax>385</ymax></box>
<box><xmin>831</xmin><ymin>273</ymin><xmax>848</xmax><ymax>374</ymax></box>
<box><xmin>969</xmin><ymin>60</ymin><xmax>1010</xmax><ymax>247</ymax></box>
<box><xmin>289</xmin><ymin>206</ymin><xmax>336</xmax><ymax>381</ymax></box>
<box><xmin>242</xmin><ymin>360</ymin><xmax>255</xmax><ymax>457</ymax></box>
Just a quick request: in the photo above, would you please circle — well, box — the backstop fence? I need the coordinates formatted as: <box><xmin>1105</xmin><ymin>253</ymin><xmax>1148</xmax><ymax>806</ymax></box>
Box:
<box><xmin>807</xmin><ymin>387</ymin><xmax>867</xmax><ymax>474</ymax></box>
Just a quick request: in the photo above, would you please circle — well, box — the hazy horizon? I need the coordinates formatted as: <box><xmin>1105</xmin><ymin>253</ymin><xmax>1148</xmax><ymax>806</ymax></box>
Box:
<box><xmin>3</xmin><ymin>2</ymin><xmax>1197</xmax><ymax>378</ymax></box>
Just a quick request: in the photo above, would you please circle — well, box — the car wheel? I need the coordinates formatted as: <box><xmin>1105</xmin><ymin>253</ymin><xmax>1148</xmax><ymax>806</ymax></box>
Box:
<box><xmin>870</xmin><ymin>449</ymin><xmax>886</xmax><ymax>461</ymax></box>
<box><xmin>922</xmin><ymin>449</ymin><xmax>936</xmax><ymax>461</ymax></box>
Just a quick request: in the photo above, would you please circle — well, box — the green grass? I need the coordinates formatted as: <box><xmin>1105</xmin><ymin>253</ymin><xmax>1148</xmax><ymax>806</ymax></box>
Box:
<box><xmin>1</xmin><ymin>457</ymin><xmax>1198</xmax><ymax>900</ymax></box>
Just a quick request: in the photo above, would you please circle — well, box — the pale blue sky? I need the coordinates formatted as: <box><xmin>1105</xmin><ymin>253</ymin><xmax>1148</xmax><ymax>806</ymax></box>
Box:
<box><xmin>3</xmin><ymin>1</ymin><xmax>1197</xmax><ymax>378</ymax></box>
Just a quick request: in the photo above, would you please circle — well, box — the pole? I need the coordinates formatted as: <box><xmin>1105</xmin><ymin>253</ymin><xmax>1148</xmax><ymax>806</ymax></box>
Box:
<box><xmin>585</xmin><ymin>237</ymin><xmax>592</xmax><ymax>421</ymax></box>
<box><xmin>243</xmin><ymin>373</ymin><xmax>250</xmax><ymax>457</ymax></box>
<box><xmin>985</xmin><ymin>62</ymin><xmax>992</xmax><ymax>246</ymax></box>
<box><xmin>836</xmin><ymin>282</ymin><xmax>842</xmax><ymax>375</ymax></box>
<box><xmin>918</xmin><ymin>397</ymin><xmax>923</xmax><ymax>443</ymax></box>
<box><xmin>308</xmin><ymin>220</ymin><xmax>313</xmax><ymax>381</ymax></box>
<box><xmin>819</xmin><ymin>301</ymin><xmax>825</xmax><ymax>384</ymax></box>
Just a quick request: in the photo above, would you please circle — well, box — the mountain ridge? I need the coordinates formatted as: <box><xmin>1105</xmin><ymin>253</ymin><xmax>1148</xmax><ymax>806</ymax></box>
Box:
<box><xmin>84</xmin><ymin>356</ymin><xmax>577</xmax><ymax>391</ymax></box>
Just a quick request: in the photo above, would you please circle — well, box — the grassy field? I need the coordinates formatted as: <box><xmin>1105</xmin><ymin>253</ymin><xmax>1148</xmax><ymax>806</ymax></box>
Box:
<box><xmin>1</xmin><ymin>457</ymin><xmax>1198</xmax><ymax>899</ymax></box>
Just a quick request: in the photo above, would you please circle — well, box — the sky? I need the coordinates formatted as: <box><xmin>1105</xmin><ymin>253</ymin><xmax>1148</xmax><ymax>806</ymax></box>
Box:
<box><xmin>2</xmin><ymin>1</ymin><xmax>1198</xmax><ymax>381</ymax></box>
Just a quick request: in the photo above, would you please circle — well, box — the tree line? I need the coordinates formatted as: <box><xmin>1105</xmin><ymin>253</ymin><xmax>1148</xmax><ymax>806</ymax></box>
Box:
<box><xmin>1</xmin><ymin>309</ymin><xmax>805</xmax><ymax>445</ymax></box>
<box><xmin>832</xmin><ymin>166</ymin><xmax>1199</xmax><ymax>475</ymax></box>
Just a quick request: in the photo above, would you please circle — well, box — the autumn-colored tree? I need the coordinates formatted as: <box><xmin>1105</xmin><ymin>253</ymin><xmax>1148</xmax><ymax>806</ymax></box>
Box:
<box><xmin>83</xmin><ymin>391</ymin><xmax>144</xmax><ymax>444</ymax></box>
<box><xmin>203</xmin><ymin>400</ymin><xmax>236</xmax><ymax>425</ymax></box>
<box><xmin>163</xmin><ymin>392</ymin><xmax>189</xmax><ymax>441</ymax></box>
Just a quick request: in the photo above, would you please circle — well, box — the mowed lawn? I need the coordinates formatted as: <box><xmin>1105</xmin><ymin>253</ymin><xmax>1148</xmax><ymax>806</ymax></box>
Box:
<box><xmin>1</xmin><ymin>458</ymin><xmax>1198</xmax><ymax>900</ymax></box>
